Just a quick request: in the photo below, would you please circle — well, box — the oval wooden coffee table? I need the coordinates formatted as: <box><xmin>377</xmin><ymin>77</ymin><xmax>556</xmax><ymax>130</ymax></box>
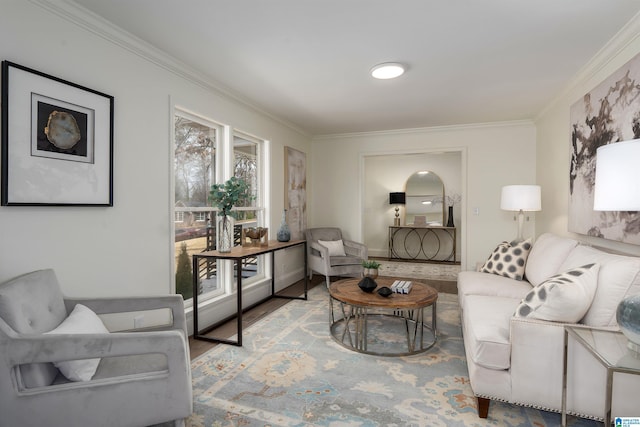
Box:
<box><xmin>329</xmin><ymin>277</ymin><xmax>438</xmax><ymax>356</ymax></box>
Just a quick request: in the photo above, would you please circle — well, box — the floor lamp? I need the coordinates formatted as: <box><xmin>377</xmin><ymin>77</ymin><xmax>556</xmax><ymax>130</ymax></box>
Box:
<box><xmin>500</xmin><ymin>185</ymin><xmax>541</xmax><ymax>242</ymax></box>
<box><xmin>593</xmin><ymin>139</ymin><xmax>640</xmax><ymax>353</ymax></box>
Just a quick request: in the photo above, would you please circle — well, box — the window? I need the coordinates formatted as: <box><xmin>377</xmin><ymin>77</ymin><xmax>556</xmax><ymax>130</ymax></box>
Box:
<box><xmin>232</xmin><ymin>131</ymin><xmax>264</xmax><ymax>283</ymax></box>
<box><xmin>173</xmin><ymin>111</ymin><xmax>219</xmax><ymax>301</ymax></box>
<box><xmin>173</xmin><ymin>109</ymin><xmax>267</xmax><ymax>304</ymax></box>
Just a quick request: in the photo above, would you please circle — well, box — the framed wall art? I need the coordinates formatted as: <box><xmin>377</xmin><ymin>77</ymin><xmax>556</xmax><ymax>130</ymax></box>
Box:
<box><xmin>284</xmin><ymin>146</ymin><xmax>306</xmax><ymax>240</ymax></box>
<box><xmin>568</xmin><ymin>52</ymin><xmax>640</xmax><ymax>244</ymax></box>
<box><xmin>1</xmin><ymin>61</ymin><xmax>114</xmax><ymax>206</ymax></box>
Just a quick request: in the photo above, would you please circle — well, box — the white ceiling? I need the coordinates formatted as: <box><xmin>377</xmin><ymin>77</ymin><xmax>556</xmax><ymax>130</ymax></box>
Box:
<box><xmin>71</xmin><ymin>0</ymin><xmax>640</xmax><ymax>136</ymax></box>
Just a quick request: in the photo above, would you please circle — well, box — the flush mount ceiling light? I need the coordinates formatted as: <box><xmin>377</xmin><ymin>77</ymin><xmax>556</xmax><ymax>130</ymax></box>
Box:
<box><xmin>370</xmin><ymin>62</ymin><xmax>405</xmax><ymax>79</ymax></box>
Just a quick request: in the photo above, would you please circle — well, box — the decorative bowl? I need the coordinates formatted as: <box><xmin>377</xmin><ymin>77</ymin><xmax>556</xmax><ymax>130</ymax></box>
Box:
<box><xmin>245</xmin><ymin>227</ymin><xmax>267</xmax><ymax>239</ymax></box>
<box><xmin>377</xmin><ymin>286</ymin><xmax>392</xmax><ymax>297</ymax></box>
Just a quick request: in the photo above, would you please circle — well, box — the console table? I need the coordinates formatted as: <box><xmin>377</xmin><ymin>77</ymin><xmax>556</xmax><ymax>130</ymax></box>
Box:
<box><xmin>192</xmin><ymin>239</ymin><xmax>307</xmax><ymax>346</ymax></box>
<box><xmin>388</xmin><ymin>226</ymin><xmax>456</xmax><ymax>263</ymax></box>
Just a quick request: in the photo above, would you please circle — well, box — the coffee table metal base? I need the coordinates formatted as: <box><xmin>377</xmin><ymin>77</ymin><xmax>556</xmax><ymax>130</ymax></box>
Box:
<box><xmin>329</xmin><ymin>299</ymin><xmax>437</xmax><ymax>356</ymax></box>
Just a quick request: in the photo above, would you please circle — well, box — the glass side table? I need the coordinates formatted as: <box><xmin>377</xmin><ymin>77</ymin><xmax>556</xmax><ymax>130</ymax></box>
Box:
<box><xmin>562</xmin><ymin>326</ymin><xmax>640</xmax><ymax>427</ymax></box>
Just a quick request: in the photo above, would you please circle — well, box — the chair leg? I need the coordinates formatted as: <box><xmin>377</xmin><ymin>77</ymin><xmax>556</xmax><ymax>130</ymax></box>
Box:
<box><xmin>477</xmin><ymin>397</ymin><xmax>490</xmax><ymax>418</ymax></box>
<box><xmin>325</xmin><ymin>275</ymin><xmax>331</xmax><ymax>288</ymax></box>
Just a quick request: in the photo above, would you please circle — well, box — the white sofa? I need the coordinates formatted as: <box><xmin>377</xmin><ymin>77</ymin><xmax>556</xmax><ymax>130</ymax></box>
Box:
<box><xmin>458</xmin><ymin>233</ymin><xmax>640</xmax><ymax>421</ymax></box>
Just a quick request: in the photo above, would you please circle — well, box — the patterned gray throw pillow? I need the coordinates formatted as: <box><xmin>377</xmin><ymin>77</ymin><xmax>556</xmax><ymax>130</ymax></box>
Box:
<box><xmin>514</xmin><ymin>263</ymin><xmax>600</xmax><ymax>323</ymax></box>
<box><xmin>481</xmin><ymin>238</ymin><xmax>532</xmax><ymax>281</ymax></box>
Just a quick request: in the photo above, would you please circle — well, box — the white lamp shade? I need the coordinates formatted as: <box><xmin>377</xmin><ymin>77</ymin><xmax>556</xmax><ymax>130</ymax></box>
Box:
<box><xmin>594</xmin><ymin>139</ymin><xmax>640</xmax><ymax>211</ymax></box>
<box><xmin>500</xmin><ymin>185</ymin><xmax>541</xmax><ymax>211</ymax></box>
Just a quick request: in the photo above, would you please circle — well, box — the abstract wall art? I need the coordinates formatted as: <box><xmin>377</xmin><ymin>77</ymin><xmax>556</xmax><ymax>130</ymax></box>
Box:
<box><xmin>569</xmin><ymin>52</ymin><xmax>640</xmax><ymax>244</ymax></box>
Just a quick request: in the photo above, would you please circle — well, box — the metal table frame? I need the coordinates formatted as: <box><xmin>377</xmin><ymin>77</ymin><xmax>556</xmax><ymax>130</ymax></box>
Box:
<box><xmin>329</xmin><ymin>278</ymin><xmax>438</xmax><ymax>356</ymax></box>
<box><xmin>192</xmin><ymin>239</ymin><xmax>307</xmax><ymax>346</ymax></box>
<box><xmin>562</xmin><ymin>326</ymin><xmax>640</xmax><ymax>426</ymax></box>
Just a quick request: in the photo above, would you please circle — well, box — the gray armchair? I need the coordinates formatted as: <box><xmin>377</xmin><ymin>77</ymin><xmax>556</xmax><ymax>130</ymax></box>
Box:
<box><xmin>0</xmin><ymin>269</ymin><xmax>192</xmax><ymax>427</ymax></box>
<box><xmin>306</xmin><ymin>227</ymin><xmax>368</xmax><ymax>287</ymax></box>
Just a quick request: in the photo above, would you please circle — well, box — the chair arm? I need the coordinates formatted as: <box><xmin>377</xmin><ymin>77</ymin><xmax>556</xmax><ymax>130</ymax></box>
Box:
<box><xmin>309</xmin><ymin>241</ymin><xmax>330</xmax><ymax>260</ymax></box>
<box><xmin>6</xmin><ymin>330</ymin><xmax>187</xmax><ymax>366</ymax></box>
<box><xmin>343</xmin><ymin>239</ymin><xmax>367</xmax><ymax>259</ymax></box>
<box><xmin>64</xmin><ymin>295</ymin><xmax>187</xmax><ymax>337</ymax></box>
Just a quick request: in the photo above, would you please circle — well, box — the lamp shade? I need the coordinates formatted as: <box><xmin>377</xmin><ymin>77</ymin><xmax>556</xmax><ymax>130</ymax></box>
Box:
<box><xmin>594</xmin><ymin>139</ymin><xmax>640</xmax><ymax>211</ymax></box>
<box><xmin>500</xmin><ymin>185</ymin><xmax>541</xmax><ymax>211</ymax></box>
<box><xmin>389</xmin><ymin>192</ymin><xmax>406</xmax><ymax>205</ymax></box>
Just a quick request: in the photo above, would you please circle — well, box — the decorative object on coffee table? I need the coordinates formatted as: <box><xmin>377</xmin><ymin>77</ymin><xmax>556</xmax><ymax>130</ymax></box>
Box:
<box><xmin>377</xmin><ymin>286</ymin><xmax>392</xmax><ymax>297</ymax></box>
<box><xmin>362</xmin><ymin>259</ymin><xmax>381</xmax><ymax>279</ymax></box>
<box><xmin>594</xmin><ymin>139</ymin><xmax>640</xmax><ymax>352</ymax></box>
<box><xmin>358</xmin><ymin>276</ymin><xmax>377</xmax><ymax>293</ymax></box>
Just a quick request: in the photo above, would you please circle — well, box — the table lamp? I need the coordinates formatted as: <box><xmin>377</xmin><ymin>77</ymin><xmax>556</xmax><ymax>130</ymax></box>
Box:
<box><xmin>500</xmin><ymin>185</ymin><xmax>541</xmax><ymax>242</ymax></box>
<box><xmin>389</xmin><ymin>192</ymin><xmax>406</xmax><ymax>226</ymax></box>
<box><xmin>594</xmin><ymin>139</ymin><xmax>640</xmax><ymax>353</ymax></box>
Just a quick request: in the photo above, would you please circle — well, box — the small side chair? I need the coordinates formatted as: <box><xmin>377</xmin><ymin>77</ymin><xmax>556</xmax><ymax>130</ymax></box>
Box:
<box><xmin>306</xmin><ymin>227</ymin><xmax>368</xmax><ymax>287</ymax></box>
<box><xmin>0</xmin><ymin>269</ymin><xmax>192</xmax><ymax>427</ymax></box>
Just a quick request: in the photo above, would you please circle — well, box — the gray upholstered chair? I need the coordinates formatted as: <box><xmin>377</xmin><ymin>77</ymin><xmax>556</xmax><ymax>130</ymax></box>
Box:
<box><xmin>0</xmin><ymin>269</ymin><xmax>192</xmax><ymax>427</ymax></box>
<box><xmin>306</xmin><ymin>227</ymin><xmax>368</xmax><ymax>287</ymax></box>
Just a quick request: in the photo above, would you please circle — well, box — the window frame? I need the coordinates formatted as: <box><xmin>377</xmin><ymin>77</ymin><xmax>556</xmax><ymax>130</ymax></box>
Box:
<box><xmin>171</xmin><ymin>107</ymin><xmax>270</xmax><ymax>308</ymax></box>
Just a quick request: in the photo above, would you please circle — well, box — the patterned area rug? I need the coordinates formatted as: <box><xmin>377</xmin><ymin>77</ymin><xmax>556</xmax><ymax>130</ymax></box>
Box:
<box><xmin>378</xmin><ymin>260</ymin><xmax>460</xmax><ymax>281</ymax></box>
<box><xmin>188</xmin><ymin>286</ymin><xmax>599</xmax><ymax>426</ymax></box>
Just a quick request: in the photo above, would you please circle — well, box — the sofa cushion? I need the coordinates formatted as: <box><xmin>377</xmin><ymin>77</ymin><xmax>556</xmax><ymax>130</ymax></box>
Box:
<box><xmin>462</xmin><ymin>295</ymin><xmax>521</xmax><ymax>370</ymax></box>
<box><xmin>45</xmin><ymin>304</ymin><xmax>110</xmax><ymax>381</ymax></box>
<box><xmin>558</xmin><ymin>245</ymin><xmax>640</xmax><ymax>326</ymax></box>
<box><xmin>480</xmin><ymin>239</ymin><xmax>532</xmax><ymax>281</ymax></box>
<box><xmin>514</xmin><ymin>263</ymin><xmax>599</xmax><ymax>323</ymax></box>
<box><xmin>525</xmin><ymin>233</ymin><xmax>578</xmax><ymax>286</ymax></box>
<box><xmin>457</xmin><ymin>271</ymin><xmax>532</xmax><ymax>311</ymax></box>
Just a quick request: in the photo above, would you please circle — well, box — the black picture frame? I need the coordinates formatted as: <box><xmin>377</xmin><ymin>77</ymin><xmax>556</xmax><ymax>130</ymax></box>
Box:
<box><xmin>1</xmin><ymin>61</ymin><xmax>114</xmax><ymax>206</ymax></box>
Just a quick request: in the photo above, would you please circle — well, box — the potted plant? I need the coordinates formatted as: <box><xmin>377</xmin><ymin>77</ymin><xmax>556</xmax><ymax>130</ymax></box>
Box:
<box><xmin>209</xmin><ymin>177</ymin><xmax>252</xmax><ymax>252</ymax></box>
<box><xmin>362</xmin><ymin>260</ymin><xmax>381</xmax><ymax>279</ymax></box>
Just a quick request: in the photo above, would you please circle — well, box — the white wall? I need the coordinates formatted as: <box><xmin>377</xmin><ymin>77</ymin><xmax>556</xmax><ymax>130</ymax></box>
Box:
<box><xmin>0</xmin><ymin>1</ymin><xmax>311</xmax><ymax>309</ymax></box>
<box><xmin>536</xmin><ymin>14</ymin><xmax>640</xmax><ymax>257</ymax></box>
<box><xmin>310</xmin><ymin>122</ymin><xmax>537</xmax><ymax>270</ymax></box>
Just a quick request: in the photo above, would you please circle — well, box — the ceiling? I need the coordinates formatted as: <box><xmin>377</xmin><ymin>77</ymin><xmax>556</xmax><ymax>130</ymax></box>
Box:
<box><xmin>71</xmin><ymin>0</ymin><xmax>640</xmax><ymax>136</ymax></box>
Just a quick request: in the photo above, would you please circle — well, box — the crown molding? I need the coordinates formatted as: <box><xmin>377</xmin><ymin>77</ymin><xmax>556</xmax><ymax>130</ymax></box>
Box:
<box><xmin>312</xmin><ymin>119</ymin><xmax>535</xmax><ymax>142</ymax></box>
<box><xmin>28</xmin><ymin>0</ymin><xmax>310</xmax><ymax>138</ymax></box>
<box><xmin>536</xmin><ymin>10</ymin><xmax>640</xmax><ymax>121</ymax></box>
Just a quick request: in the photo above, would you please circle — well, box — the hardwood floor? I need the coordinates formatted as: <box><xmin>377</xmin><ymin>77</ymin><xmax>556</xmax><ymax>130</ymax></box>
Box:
<box><xmin>188</xmin><ymin>274</ymin><xmax>324</xmax><ymax>359</ymax></box>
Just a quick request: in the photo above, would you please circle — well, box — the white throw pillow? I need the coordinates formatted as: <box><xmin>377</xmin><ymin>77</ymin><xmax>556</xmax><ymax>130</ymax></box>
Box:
<box><xmin>45</xmin><ymin>304</ymin><xmax>109</xmax><ymax>381</ymax></box>
<box><xmin>514</xmin><ymin>263</ymin><xmax>599</xmax><ymax>323</ymax></box>
<box><xmin>558</xmin><ymin>245</ymin><xmax>640</xmax><ymax>327</ymax></box>
<box><xmin>318</xmin><ymin>239</ymin><xmax>347</xmax><ymax>257</ymax></box>
<box><xmin>525</xmin><ymin>233</ymin><xmax>578</xmax><ymax>286</ymax></box>
<box><xmin>480</xmin><ymin>239</ymin><xmax>532</xmax><ymax>281</ymax></box>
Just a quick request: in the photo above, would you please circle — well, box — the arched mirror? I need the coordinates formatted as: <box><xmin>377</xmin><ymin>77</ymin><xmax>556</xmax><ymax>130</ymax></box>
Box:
<box><xmin>404</xmin><ymin>171</ymin><xmax>445</xmax><ymax>226</ymax></box>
